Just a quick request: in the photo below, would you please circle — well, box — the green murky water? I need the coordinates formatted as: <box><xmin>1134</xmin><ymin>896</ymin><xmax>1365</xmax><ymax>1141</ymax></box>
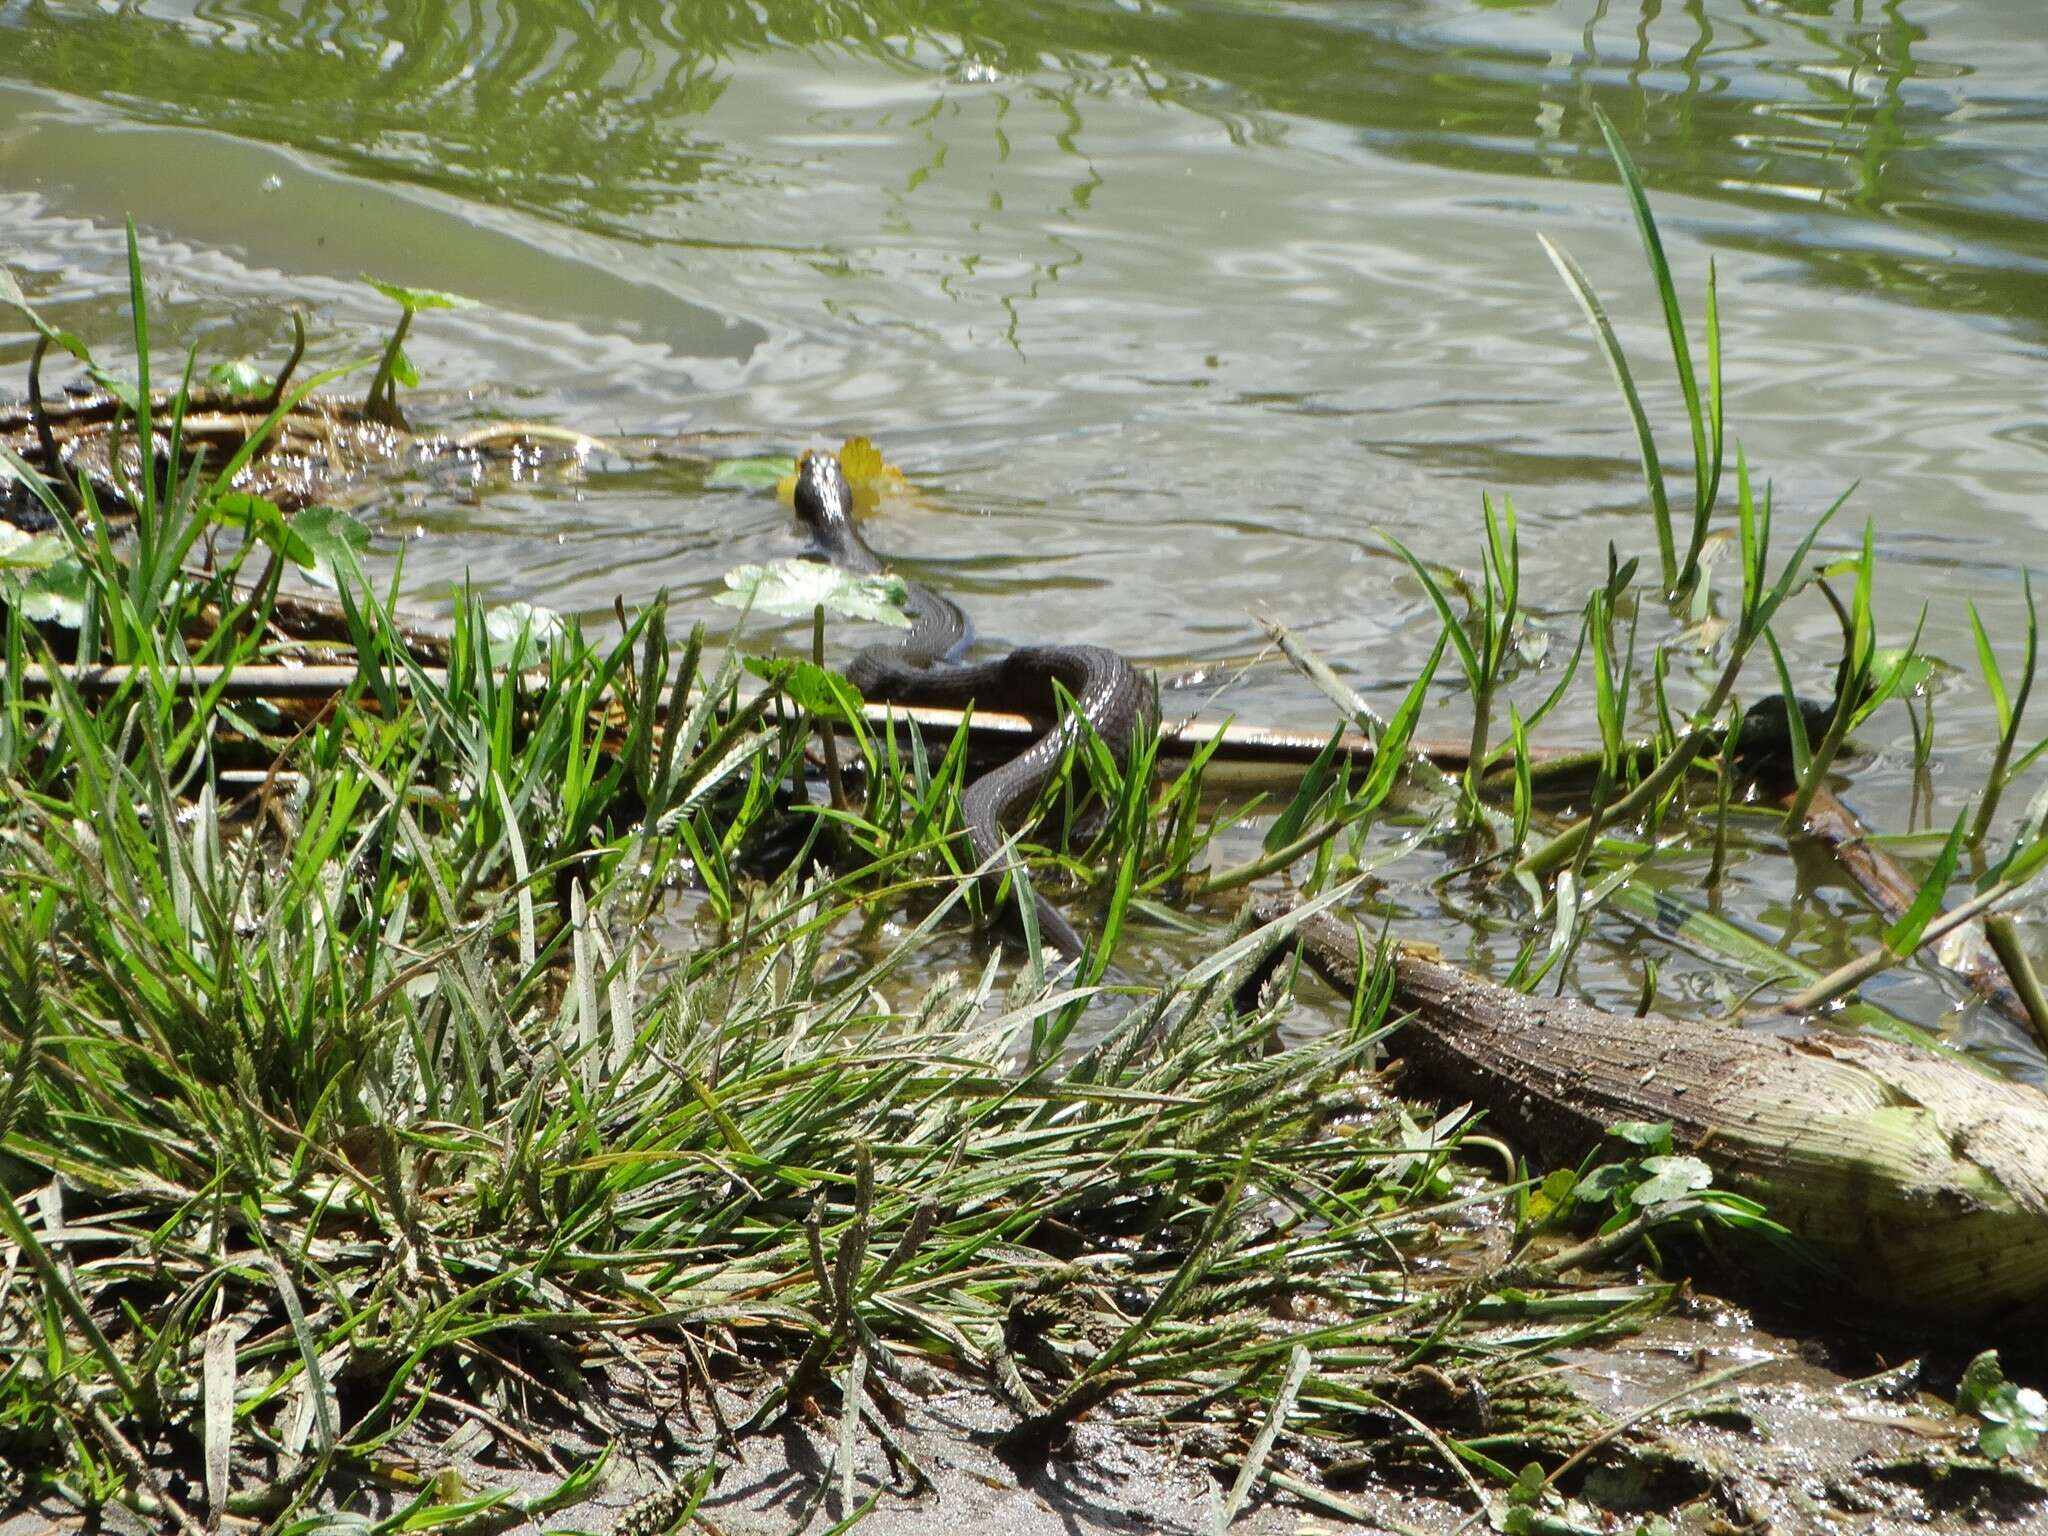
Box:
<box><xmin>4</xmin><ymin>0</ymin><xmax>2046</xmax><ymax>1058</ymax></box>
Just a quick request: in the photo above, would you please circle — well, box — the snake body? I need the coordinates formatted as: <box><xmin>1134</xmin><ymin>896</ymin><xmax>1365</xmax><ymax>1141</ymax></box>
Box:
<box><xmin>792</xmin><ymin>450</ymin><xmax>1150</xmax><ymax>957</ymax></box>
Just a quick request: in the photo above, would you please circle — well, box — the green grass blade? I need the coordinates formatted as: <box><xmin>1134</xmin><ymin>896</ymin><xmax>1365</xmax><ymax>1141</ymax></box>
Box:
<box><xmin>1379</xmin><ymin>530</ymin><xmax>1483</xmax><ymax>691</ymax></box>
<box><xmin>1536</xmin><ymin>233</ymin><xmax>1674</xmax><ymax>590</ymax></box>
<box><xmin>1592</xmin><ymin>107</ymin><xmax>1710</xmax><ymax>581</ymax></box>
<box><xmin>1884</xmin><ymin>811</ymin><xmax>1968</xmax><ymax>955</ymax></box>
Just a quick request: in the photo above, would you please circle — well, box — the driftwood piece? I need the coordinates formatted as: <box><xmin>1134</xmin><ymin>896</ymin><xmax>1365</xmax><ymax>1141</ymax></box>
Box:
<box><xmin>1</xmin><ymin>385</ymin><xmax>407</xmax><ymax>519</ymax></box>
<box><xmin>1</xmin><ymin>382</ymin><xmax>594</xmax><ymax>529</ymax></box>
<box><xmin>1256</xmin><ymin>898</ymin><xmax>2048</xmax><ymax>1324</ymax></box>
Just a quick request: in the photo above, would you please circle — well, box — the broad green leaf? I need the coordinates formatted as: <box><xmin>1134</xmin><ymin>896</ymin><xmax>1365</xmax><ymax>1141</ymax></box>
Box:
<box><xmin>212</xmin><ymin>491</ymin><xmax>316</xmax><ymax>566</ymax></box>
<box><xmin>1959</xmin><ymin>1350</ymin><xmax>2048</xmax><ymax>1461</ymax></box>
<box><xmin>1520</xmin><ymin>1166</ymin><xmax>1579</xmax><ymax>1228</ymax></box>
<box><xmin>289</xmin><ymin>506</ymin><xmax>371</xmax><ymax>589</ymax></box>
<box><xmin>0</xmin><ymin>264</ymin><xmax>24</xmax><ymax>310</ymax></box>
<box><xmin>86</xmin><ymin>365</ymin><xmax>142</xmax><ymax>413</ymax></box>
<box><xmin>361</xmin><ymin>275</ymin><xmax>477</xmax><ymax>312</ymax></box>
<box><xmin>207</xmin><ymin>356</ymin><xmax>269</xmax><ymax>398</ymax></box>
<box><xmin>1868</xmin><ymin>644</ymin><xmax>1937</xmax><ymax>698</ymax></box>
<box><xmin>1574</xmin><ymin>1163</ymin><xmax>1635</xmax><ymax>1202</ymax></box>
<box><xmin>485</xmin><ymin>601</ymin><xmax>566</xmax><ymax>668</ymax></box>
<box><xmin>0</xmin><ymin>523</ymin><xmax>65</xmax><ymax>570</ymax></box>
<box><xmin>1607</xmin><ymin>1120</ymin><xmax>1673</xmax><ymax>1150</ymax></box>
<box><xmin>785</xmin><ymin>660</ymin><xmax>865</xmax><ymax>722</ymax></box>
<box><xmin>389</xmin><ymin>345</ymin><xmax>420</xmax><ymax>390</ymax></box>
<box><xmin>707</xmin><ymin>456</ymin><xmax>797</xmax><ymax>491</ymax></box>
<box><xmin>1631</xmin><ymin>1154</ymin><xmax>1712</xmax><ymax>1207</ymax></box>
<box><xmin>745</xmin><ymin>656</ymin><xmax>865</xmax><ymax>722</ymax></box>
<box><xmin>714</xmin><ymin>558</ymin><xmax>910</xmax><ymax>628</ymax></box>
<box><xmin>19</xmin><ymin>557</ymin><xmax>88</xmax><ymax>627</ymax></box>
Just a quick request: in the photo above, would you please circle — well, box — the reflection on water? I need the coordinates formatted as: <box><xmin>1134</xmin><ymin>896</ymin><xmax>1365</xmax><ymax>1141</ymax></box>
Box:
<box><xmin>10</xmin><ymin>1</ymin><xmax>2048</xmax><ymax>323</ymax></box>
<box><xmin>2</xmin><ymin>0</ymin><xmax>2046</xmax><ymax>1053</ymax></box>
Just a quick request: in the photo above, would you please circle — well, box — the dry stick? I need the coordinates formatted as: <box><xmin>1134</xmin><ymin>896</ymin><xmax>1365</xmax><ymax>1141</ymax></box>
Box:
<box><xmin>1370</xmin><ymin>1390</ymin><xmax>1490</xmax><ymax>1513</ymax></box>
<box><xmin>454</xmin><ymin>420</ymin><xmax>612</xmax><ymax>452</ymax></box>
<box><xmin>422</xmin><ymin>1388</ymin><xmax>565</xmax><ymax>1472</ymax></box>
<box><xmin>17</xmin><ymin>660</ymin><xmax>1584</xmax><ymax>779</ymax></box>
<box><xmin>1262</xmin><ymin>1470</ymin><xmax>1435</xmax><ymax>1536</ymax></box>
<box><xmin>86</xmin><ymin>1400</ymin><xmax>207</xmax><ymax>1536</ymax></box>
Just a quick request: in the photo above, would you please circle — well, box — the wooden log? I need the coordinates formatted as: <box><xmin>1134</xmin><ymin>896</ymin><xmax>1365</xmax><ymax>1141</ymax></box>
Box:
<box><xmin>1257</xmin><ymin>898</ymin><xmax>2048</xmax><ymax>1325</ymax></box>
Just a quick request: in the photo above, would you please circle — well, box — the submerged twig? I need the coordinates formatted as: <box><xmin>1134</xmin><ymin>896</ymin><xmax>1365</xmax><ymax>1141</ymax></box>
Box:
<box><xmin>1984</xmin><ymin>914</ymin><xmax>2048</xmax><ymax>1050</ymax></box>
<box><xmin>1778</xmin><ymin>872</ymin><xmax>2044</xmax><ymax>1016</ymax></box>
<box><xmin>1792</xmin><ymin>786</ymin><xmax>2038</xmax><ymax>1029</ymax></box>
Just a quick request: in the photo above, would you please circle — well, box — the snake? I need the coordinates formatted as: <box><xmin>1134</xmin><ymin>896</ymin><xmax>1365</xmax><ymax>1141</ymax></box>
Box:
<box><xmin>792</xmin><ymin>449</ymin><xmax>1152</xmax><ymax>958</ymax></box>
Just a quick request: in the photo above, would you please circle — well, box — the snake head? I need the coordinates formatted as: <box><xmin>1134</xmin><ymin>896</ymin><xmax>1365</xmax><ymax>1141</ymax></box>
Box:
<box><xmin>792</xmin><ymin>449</ymin><xmax>856</xmax><ymax>536</ymax></box>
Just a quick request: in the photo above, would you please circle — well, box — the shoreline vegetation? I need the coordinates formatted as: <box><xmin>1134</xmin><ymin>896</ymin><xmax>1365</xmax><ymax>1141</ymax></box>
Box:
<box><xmin>1</xmin><ymin>126</ymin><xmax>2046</xmax><ymax>1532</ymax></box>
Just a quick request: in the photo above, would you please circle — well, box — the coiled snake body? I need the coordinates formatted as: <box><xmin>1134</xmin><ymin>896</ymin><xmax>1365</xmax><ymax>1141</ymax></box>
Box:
<box><xmin>793</xmin><ymin>451</ymin><xmax>1151</xmax><ymax>957</ymax></box>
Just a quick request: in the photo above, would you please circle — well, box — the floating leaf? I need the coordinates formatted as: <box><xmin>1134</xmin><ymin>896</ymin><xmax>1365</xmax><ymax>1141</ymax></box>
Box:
<box><xmin>837</xmin><ymin>436</ymin><xmax>890</xmax><ymax>485</ymax></box>
<box><xmin>288</xmin><ymin>506</ymin><xmax>370</xmax><ymax>589</ymax></box>
<box><xmin>837</xmin><ymin>435</ymin><xmax>907</xmax><ymax>510</ymax></box>
<box><xmin>485</xmin><ymin>601</ymin><xmax>566</xmax><ymax>668</ymax></box>
<box><xmin>707</xmin><ymin>456</ymin><xmax>796</xmax><ymax>491</ymax></box>
<box><xmin>1869</xmin><ymin>645</ymin><xmax>1938</xmax><ymax>697</ymax></box>
<box><xmin>361</xmin><ymin>275</ymin><xmax>477</xmax><ymax>312</ymax></box>
<box><xmin>714</xmin><ymin>558</ymin><xmax>910</xmax><ymax>628</ymax></box>
<box><xmin>207</xmin><ymin>357</ymin><xmax>269</xmax><ymax>398</ymax></box>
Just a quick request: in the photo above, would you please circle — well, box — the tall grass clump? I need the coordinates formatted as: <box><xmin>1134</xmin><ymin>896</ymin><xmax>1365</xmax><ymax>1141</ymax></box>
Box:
<box><xmin>0</xmin><ymin>564</ymin><xmax>1634</xmax><ymax>1525</ymax></box>
<box><xmin>0</xmin><ymin>237</ymin><xmax>1687</xmax><ymax>1533</ymax></box>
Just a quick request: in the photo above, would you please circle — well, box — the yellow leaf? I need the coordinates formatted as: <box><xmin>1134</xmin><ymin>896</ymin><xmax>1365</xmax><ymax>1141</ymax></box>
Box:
<box><xmin>837</xmin><ymin>435</ymin><xmax>886</xmax><ymax>482</ymax></box>
<box><xmin>837</xmin><ymin>436</ymin><xmax>907</xmax><ymax>514</ymax></box>
<box><xmin>771</xmin><ymin>437</ymin><xmax>908</xmax><ymax>514</ymax></box>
